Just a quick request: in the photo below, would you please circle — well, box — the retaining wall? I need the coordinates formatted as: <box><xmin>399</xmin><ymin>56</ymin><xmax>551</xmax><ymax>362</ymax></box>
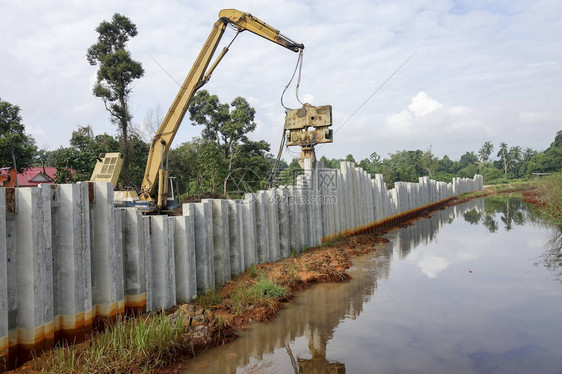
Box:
<box><xmin>0</xmin><ymin>162</ymin><xmax>482</xmax><ymax>370</ymax></box>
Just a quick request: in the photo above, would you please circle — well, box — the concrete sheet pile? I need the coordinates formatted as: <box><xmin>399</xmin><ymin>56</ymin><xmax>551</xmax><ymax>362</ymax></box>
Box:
<box><xmin>0</xmin><ymin>163</ymin><xmax>483</xmax><ymax>370</ymax></box>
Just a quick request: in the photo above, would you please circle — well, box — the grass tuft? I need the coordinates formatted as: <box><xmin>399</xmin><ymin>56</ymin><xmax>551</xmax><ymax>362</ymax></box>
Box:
<box><xmin>195</xmin><ymin>290</ymin><xmax>222</xmax><ymax>308</ymax></box>
<box><xmin>229</xmin><ymin>275</ymin><xmax>288</xmax><ymax>315</ymax></box>
<box><xmin>33</xmin><ymin>310</ymin><xmax>188</xmax><ymax>373</ymax></box>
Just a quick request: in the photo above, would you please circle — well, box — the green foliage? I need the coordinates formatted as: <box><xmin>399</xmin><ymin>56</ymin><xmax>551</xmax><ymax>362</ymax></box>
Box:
<box><xmin>0</xmin><ymin>99</ymin><xmax>37</xmax><ymax>172</ymax></box>
<box><xmin>248</xmin><ymin>263</ymin><xmax>260</xmax><ymax>278</ymax></box>
<box><xmin>478</xmin><ymin>141</ymin><xmax>494</xmax><ymax>162</ymax></box>
<box><xmin>537</xmin><ymin>172</ymin><xmax>562</xmax><ymax>226</ymax></box>
<box><xmin>437</xmin><ymin>155</ymin><xmax>456</xmax><ymax>174</ymax></box>
<box><xmin>273</xmin><ymin>157</ymin><xmax>302</xmax><ymax>187</ymax></box>
<box><xmin>319</xmin><ymin>155</ymin><xmax>341</xmax><ymax>169</ymax></box>
<box><xmin>45</xmin><ymin>125</ymin><xmax>148</xmax><ymax>187</ymax></box>
<box><xmin>496</xmin><ymin>141</ymin><xmax>510</xmax><ymax>176</ymax></box>
<box><xmin>87</xmin><ymin>13</ymin><xmax>144</xmax><ymax>186</ymax></box>
<box><xmin>526</xmin><ymin>131</ymin><xmax>562</xmax><ymax>175</ymax></box>
<box><xmin>124</xmin><ymin>135</ymin><xmax>150</xmax><ymax>189</ymax></box>
<box><xmin>229</xmin><ymin>275</ymin><xmax>288</xmax><ymax>315</ymax></box>
<box><xmin>177</xmin><ymin>90</ymin><xmax>271</xmax><ymax>196</ymax></box>
<box><xmin>458</xmin><ymin>151</ymin><xmax>479</xmax><ymax>169</ymax></box>
<box><xmin>196</xmin><ymin>290</ymin><xmax>222</xmax><ymax>308</ymax></box>
<box><xmin>314</xmin><ymin>132</ymin><xmax>561</xmax><ymax>187</ymax></box>
<box><xmin>487</xmin><ymin>178</ymin><xmax>510</xmax><ymax>185</ymax></box>
<box><xmin>480</xmin><ymin>165</ymin><xmax>502</xmax><ymax>183</ymax></box>
<box><xmin>420</xmin><ymin>147</ymin><xmax>439</xmax><ymax>177</ymax></box>
<box><xmin>54</xmin><ymin>126</ymin><xmax>119</xmax><ymax>182</ymax></box>
<box><xmin>433</xmin><ymin>171</ymin><xmax>455</xmax><ymax>183</ymax></box>
<box><xmin>287</xmin><ymin>262</ymin><xmax>300</xmax><ymax>284</ymax></box>
<box><xmin>458</xmin><ymin>163</ymin><xmax>478</xmax><ymax>179</ymax></box>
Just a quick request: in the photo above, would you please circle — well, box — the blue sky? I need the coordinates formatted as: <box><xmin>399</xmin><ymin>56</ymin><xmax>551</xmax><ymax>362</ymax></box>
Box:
<box><xmin>1</xmin><ymin>0</ymin><xmax>560</xmax><ymax>162</ymax></box>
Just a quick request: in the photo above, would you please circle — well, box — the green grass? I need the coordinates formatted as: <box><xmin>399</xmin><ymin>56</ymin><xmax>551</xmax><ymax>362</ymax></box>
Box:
<box><xmin>287</xmin><ymin>263</ymin><xmax>300</xmax><ymax>285</ymax></box>
<box><xmin>33</xmin><ymin>310</ymin><xmax>188</xmax><ymax>373</ymax></box>
<box><xmin>321</xmin><ymin>234</ymin><xmax>345</xmax><ymax>248</ymax></box>
<box><xmin>229</xmin><ymin>275</ymin><xmax>288</xmax><ymax>315</ymax></box>
<box><xmin>537</xmin><ymin>173</ymin><xmax>562</xmax><ymax>226</ymax></box>
<box><xmin>195</xmin><ymin>290</ymin><xmax>222</xmax><ymax>308</ymax></box>
<box><xmin>248</xmin><ymin>263</ymin><xmax>260</xmax><ymax>278</ymax></box>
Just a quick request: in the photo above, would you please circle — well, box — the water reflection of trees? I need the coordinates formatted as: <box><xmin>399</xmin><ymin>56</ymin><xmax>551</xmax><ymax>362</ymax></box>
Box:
<box><xmin>395</xmin><ymin>199</ymin><xmax>485</xmax><ymax>258</ymax></box>
<box><xmin>462</xmin><ymin>197</ymin><xmax>538</xmax><ymax>233</ymax></box>
<box><xmin>461</xmin><ymin>196</ymin><xmax>562</xmax><ymax>283</ymax></box>
<box><xmin>536</xmin><ymin>227</ymin><xmax>562</xmax><ymax>282</ymax></box>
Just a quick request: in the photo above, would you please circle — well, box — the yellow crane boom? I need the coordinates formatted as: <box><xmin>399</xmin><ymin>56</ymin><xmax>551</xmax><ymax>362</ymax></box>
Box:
<box><xmin>139</xmin><ymin>9</ymin><xmax>304</xmax><ymax>210</ymax></box>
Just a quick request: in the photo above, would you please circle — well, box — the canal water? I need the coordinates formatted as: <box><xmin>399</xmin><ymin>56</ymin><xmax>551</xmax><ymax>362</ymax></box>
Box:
<box><xmin>181</xmin><ymin>197</ymin><xmax>562</xmax><ymax>374</ymax></box>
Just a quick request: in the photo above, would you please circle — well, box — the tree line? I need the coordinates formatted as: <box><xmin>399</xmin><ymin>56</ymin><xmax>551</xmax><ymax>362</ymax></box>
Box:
<box><xmin>2</xmin><ymin>94</ymin><xmax>561</xmax><ymax>196</ymax></box>
<box><xmin>309</xmin><ymin>133</ymin><xmax>562</xmax><ymax>187</ymax></box>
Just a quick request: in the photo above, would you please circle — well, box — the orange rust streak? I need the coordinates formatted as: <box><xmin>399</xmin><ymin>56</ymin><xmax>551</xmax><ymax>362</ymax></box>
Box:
<box><xmin>7</xmin><ymin>322</ymin><xmax>55</xmax><ymax>370</ymax></box>
<box><xmin>125</xmin><ymin>294</ymin><xmax>147</xmax><ymax>317</ymax></box>
<box><xmin>53</xmin><ymin>312</ymin><xmax>94</xmax><ymax>346</ymax></box>
<box><xmin>92</xmin><ymin>302</ymin><xmax>124</xmax><ymax>331</ymax></box>
<box><xmin>0</xmin><ymin>337</ymin><xmax>8</xmax><ymax>372</ymax></box>
<box><xmin>321</xmin><ymin>197</ymin><xmax>455</xmax><ymax>243</ymax></box>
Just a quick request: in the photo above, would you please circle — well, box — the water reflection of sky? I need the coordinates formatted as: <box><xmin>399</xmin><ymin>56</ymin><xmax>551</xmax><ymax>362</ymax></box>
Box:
<box><xmin>182</xmin><ymin>198</ymin><xmax>562</xmax><ymax>374</ymax></box>
<box><xmin>335</xmin><ymin>199</ymin><xmax>562</xmax><ymax>374</ymax></box>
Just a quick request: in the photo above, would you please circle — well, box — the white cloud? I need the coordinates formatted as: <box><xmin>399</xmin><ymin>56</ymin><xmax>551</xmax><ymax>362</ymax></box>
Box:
<box><xmin>408</xmin><ymin>92</ymin><xmax>443</xmax><ymax>117</ymax></box>
<box><xmin>417</xmin><ymin>255</ymin><xmax>450</xmax><ymax>278</ymax></box>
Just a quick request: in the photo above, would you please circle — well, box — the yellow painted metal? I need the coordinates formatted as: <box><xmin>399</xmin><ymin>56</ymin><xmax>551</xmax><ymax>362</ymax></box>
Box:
<box><xmin>157</xmin><ymin>169</ymin><xmax>169</xmax><ymax>210</ymax></box>
<box><xmin>89</xmin><ymin>153</ymin><xmax>123</xmax><ymax>187</ymax></box>
<box><xmin>139</xmin><ymin>9</ymin><xmax>304</xmax><ymax>204</ymax></box>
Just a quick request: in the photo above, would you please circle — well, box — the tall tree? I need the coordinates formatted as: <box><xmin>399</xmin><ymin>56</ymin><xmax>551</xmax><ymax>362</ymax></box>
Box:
<box><xmin>87</xmin><ymin>13</ymin><xmax>144</xmax><ymax>186</ymax></box>
<box><xmin>497</xmin><ymin>142</ymin><xmax>509</xmax><ymax>176</ymax></box>
<box><xmin>385</xmin><ymin>150</ymin><xmax>425</xmax><ymax>183</ymax></box>
<box><xmin>420</xmin><ymin>146</ymin><xmax>438</xmax><ymax>177</ymax></box>
<box><xmin>478</xmin><ymin>141</ymin><xmax>494</xmax><ymax>162</ymax></box>
<box><xmin>509</xmin><ymin>145</ymin><xmax>522</xmax><ymax>177</ymax></box>
<box><xmin>0</xmin><ymin>98</ymin><xmax>36</xmax><ymax>175</ymax></box>
<box><xmin>188</xmin><ymin>90</ymin><xmax>271</xmax><ymax>195</ymax></box>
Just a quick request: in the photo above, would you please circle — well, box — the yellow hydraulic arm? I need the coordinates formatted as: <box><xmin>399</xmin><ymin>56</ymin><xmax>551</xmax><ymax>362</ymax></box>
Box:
<box><xmin>139</xmin><ymin>9</ymin><xmax>304</xmax><ymax>208</ymax></box>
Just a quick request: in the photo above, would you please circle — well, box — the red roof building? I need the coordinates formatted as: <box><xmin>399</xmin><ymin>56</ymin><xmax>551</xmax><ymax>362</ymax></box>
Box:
<box><xmin>0</xmin><ymin>167</ymin><xmax>57</xmax><ymax>187</ymax></box>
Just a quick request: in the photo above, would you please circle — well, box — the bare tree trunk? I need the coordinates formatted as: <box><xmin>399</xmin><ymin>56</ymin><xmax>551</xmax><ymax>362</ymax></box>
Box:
<box><xmin>120</xmin><ymin>106</ymin><xmax>130</xmax><ymax>187</ymax></box>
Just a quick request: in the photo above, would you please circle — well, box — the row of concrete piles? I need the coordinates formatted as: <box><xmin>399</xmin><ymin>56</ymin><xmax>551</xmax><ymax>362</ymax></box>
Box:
<box><xmin>0</xmin><ymin>161</ymin><xmax>483</xmax><ymax>370</ymax></box>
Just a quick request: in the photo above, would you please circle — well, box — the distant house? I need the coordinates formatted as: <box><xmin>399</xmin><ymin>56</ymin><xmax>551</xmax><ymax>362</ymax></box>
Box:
<box><xmin>0</xmin><ymin>166</ymin><xmax>58</xmax><ymax>187</ymax></box>
<box><xmin>531</xmin><ymin>172</ymin><xmax>550</xmax><ymax>179</ymax></box>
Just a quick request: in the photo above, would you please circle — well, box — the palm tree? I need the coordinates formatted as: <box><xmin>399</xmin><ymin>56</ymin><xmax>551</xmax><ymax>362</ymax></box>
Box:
<box><xmin>478</xmin><ymin>141</ymin><xmax>494</xmax><ymax>162</ymax></box>
<box><xmin>497</xmin><ymin>142</ymin><xmax>509</xmax><ymax>176</ymax></box>
<box><xmin>523</xmin><ymin>148</ymin><xmax>536</xmax><ymax>162</ymax></box>
<box><xmin>509</xmin><ymin>146</ymin><xmax>522</xmax><ymax>177</ymax></box>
